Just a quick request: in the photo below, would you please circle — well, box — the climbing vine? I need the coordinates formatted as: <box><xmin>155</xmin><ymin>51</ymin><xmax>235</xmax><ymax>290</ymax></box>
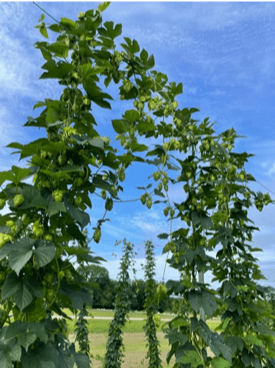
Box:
<box><xmin>0</xmin><ymin>2</ymin><xmax>274</xmax><ymax>368</ymax></box>
<box><xmin>143</xmin><ymin>240</ymin><xmax>162</xmax><ymax>368</ymax></box>
<box><xmin>104</xmin><ymin>239</ymin><xmax>135</xmax><ymax>368</ymax></box>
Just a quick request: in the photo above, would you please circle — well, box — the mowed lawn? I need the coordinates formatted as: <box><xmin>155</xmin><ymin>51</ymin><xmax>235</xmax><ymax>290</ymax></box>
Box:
<box><xmin>67</xmin><ymin>309</ymin><xmax>220</xmax><ymax>368</ymax></box>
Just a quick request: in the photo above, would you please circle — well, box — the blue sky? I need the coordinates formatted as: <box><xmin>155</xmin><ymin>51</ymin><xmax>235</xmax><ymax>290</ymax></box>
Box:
<box><xmin>1</xmin><ymin>2</ymin><xmax>275</xmax><ymax>288</ymax></box>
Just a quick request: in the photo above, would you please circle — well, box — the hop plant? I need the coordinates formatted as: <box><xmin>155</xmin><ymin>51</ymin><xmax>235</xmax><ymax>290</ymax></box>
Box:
<box><xmin>52</xmin><ymin>189</ymin><xmax>63</xmax><ymax>202</ymax></box>
<box><xmin>74</xmin><ymin>196</ymin><xmax>82</xmax><ymax>207</ymax></box>
<box><xmin>118</xmin><ymin>167</ymin><xmax>125</xmax><ymax>182</ymax></box>
<box><xmin>13</xmin><ymin>194</ymin><xmax>24</xmax><ymax>207</ymax></box>
<box><xmin>93</xmin><ymin>227</ymin><xmax>101</xmax><ymax>243</ymax></box>
<box><xmin>0</xmin><ymin>199</ymin><xmax>6</xmax><ymax>210</ymax></box>
<box><xmin>0</xmin><ymin>233</ymin><xmax>13</xmax><ymax>248</ymax></box>
<box><xmin>146</xmin><ymin>197</ymin><xmax>152</xmax><ymax>209</ymax></box>
<box><xmin>140</xmin><ymin>193</ymin><xmax>147</xmax><ymax>205</ymax></box>
<box><xmin>105</xmin><ymin>198</ymin><xmax>113</xmax><ymax>211</ymax></box>
<box><xmin>153</xmin><ymin>171</ymin><xmax>161</xmax><ymax>181</ymax></box>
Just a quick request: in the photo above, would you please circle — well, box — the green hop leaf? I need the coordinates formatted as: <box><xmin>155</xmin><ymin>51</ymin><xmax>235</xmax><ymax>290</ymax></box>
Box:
<box><xmin>14</xmin><ymin>194</ymin><xmax>25</xmax><ymax>207</ymax></box>
<box><xmin>93</xmin><ymin>227</ymin><xmax>101</xmax><ymax>243</ymax></box>
<box><xmin>101</xmin><ymin>189</ymin><xmax>107</xmax><ymax>200</ymax></box>
<box><xmin>0</xmin><ymin>199</ymin><xmax>6</xmax><ymax>209</ymax></box>
<box><xmin>52</xmin><ymin>189</ymin><xmax>63</xmax><ymax>202</ymax></box>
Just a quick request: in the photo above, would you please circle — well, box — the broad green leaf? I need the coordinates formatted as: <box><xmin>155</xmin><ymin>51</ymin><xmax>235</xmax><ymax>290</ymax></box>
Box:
<box><xmin>0</xmin><ymin>243</ymin><xmax>15</xmax><ymax>262</ymax></box>
<box><xmin>121</xmin><ymin>37</ymin><xmax>140</xmax><ymax>55</ymax></box>
<box><xmin>158</xmin><ymin>233</ymin><xmax>169</xmax><ymax>239</ymax></box>
<box><xmin>14</xmin><ymin>282</ymin><xmax>33</xmax><ymax>311</ymax></box>
<box><xmin>11</xmin><ymin>166</ymin><xmax>32</xmax><ymax>185</ymax></box>
<box><xmin>191</xmin><ymin>211</ymin><xmax>213</xmax><ymax>229</ymax></box>
<box><xmin>40</xmin><ymin>60</ymin><xmax>73</xmax><ymax>79</ymax></box>
<box><xmin>179</xmin><ymin>351</ymin><xmax>203</xmax><ymax>367</ymax></box>
<box><xmin>8</xmin><ymin>341</ymin><xmax>21</xmax><ymax>362</ymax></box>
<box><xmin>39</xmin><ymin>25</ymin><xmax>48</xmax><ymax>39</ymax></box>
<box><xmin>2</xmin><ymin>272</ymin><xmax>21</xmax><ymax>300</ymax></box>
<box><xmin>212</xmin><ymin>357</ymin><xmax>231</xmax><ymax>368</ymax></box>
<box><xmin>130</xmin><ymin>142</ymin><xmax>148</xmax><ymax>152</ymax></box>
<box><xmin>64</xmin><ymin>198</ymin><xmax>90</xmax><ymax>229</ymax></box>
<box><xmin>20</xmin><ymin>184</ymin><xmax>48</xmax><ymax>209</ymax></box>
<box><xmin>112</xmin><ymin>119</ymin><xmax>131</xmax><ymax>134</ymax></box>
<box><xmin>209</xmin><ymin>333</ymin><xmax>232</xmax><ymax>363</ymax></box>
<box><xmin>9</xmin><ymin>248</ymin><xmax>33</xmax><ymax>276</ymax></box>
<box><xmin>46</xmin><ymin>42</ymin><xmax>68</xmax><ymax>58</ymax></box>
<box><xmin>137</xmin><ymin>121</ymin><xmax>155</xmax><ymax>133</ymax></box>
<box><xmin>254</xmin><ymin>322</ymin><xmax>275</xmax><ymax>336</ymax></box>
<box><xmin>0</xmin><ymin>354</ymin><xmax>12</xmax><ymax>368</ymax></box>
<box><xmin>5</xmin><ymin>322</ymin><xmax>36</xmax><ymax>352</ymax></box>
<box><xmin>46</xmin><ymin>107</ymin><xmax>59</xmax><ymax>124</ymax></box>
<box><xmin>243</xmin><ymin>334</ymin><xmax>263</xmax><ymax>347</ymax></box>
<box><xmin>0</xmin><ymin>171</ymin><xmax>15</xmax><ymax>186</ymax></box>
<box><xmin>72</xmin><ymin>352</ymin><xmax>90</xmax><ymax>368</ymax></box>
<box><xmin>98</xmin><ymin>2</ymin><xmax>111</xmax><ymax>12</ymax></box>
<box><xmin>89</xmin><ymin>137</ymin><xmax>105</xmax><ymax>149</ymax></box>
<box><xmin>57</xmin><ymin>350</ymin><xmax>74</xmax><ymax>368</ymax></box>
<box><xmin>188</xmin><ymin>290</ymin><xmax>217</xmax><ymax>317</ymax></box>
<box><xmin>34</xmin><ymin>242</ymin><xmax>56</xmax><ymax>268</ymax></box>
<box><xmin>224</xmin><ymin>336</ymin><xmax>244</xmax><ymax>354</ymax></box>
<box><xmin>47</xmin><ymin>201</ymin><xmax>67</xmax><ymax>217</ymax></box>
<box><xmin>25</xmin><ymin>277</ymin><xmax>43</xmax><ymax>298</ymax></box>
<box><xmin>59</xmin><ymin>280</ymin><xmax>92</xmax><ymax>310</ymax></box>
<box><xmin>139</xmin><ymin>49</ymin><xmax>155</xmax><ymax>70</ymax></box>
<box><xmin>154</xmin><ymin>189</ymin><xmax>165</xmax><ymax>198</ymax></box>
<box><xmin>60</xmin><ymin>17</ymin><xmax>78</xmax><ymax>29</ymax></box>
<box><xmin>21</xmin><ymin>343</ymin><xmax>58</xmax><ymax>368</ymax></box>
<box><xmin>166</xmin><ymin>330</ymin><xmax>188</xmax><ymax>345</ymax></box>
<box><xmin>28</xmin><ymin>323</ymin><xmax>48</xmax><ymax>344</ymax></box>
<box><xmin>123</xmin><ymin>109</ymin><xmax>140</xmax><ymax>122</ymax></box>
<box><xmin>98</xmin><ymin>21</ymin><xmax>122</xmax><ymax>40</ymax></box>
<box><xmin>83</xmin><ymin>80</ymin><xmax>112</xmax><ymax>109</ymax></box>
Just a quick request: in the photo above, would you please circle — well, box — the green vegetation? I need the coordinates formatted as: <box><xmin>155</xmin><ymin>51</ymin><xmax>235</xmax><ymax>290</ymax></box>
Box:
<box><xmin>67</xmin><ymin>315</ymin><xmax>220</xmax><ymax>335</ymax></box>
<box><xmin>0</xmin><ymin>2</ymin><xmax>274</xmax><ymax>368</ymax></box>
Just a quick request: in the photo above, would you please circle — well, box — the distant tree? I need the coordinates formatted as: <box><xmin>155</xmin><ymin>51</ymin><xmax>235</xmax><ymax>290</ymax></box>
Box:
<box><xmin>130</xmin><ymin>279</ymin><xmax>146</xmax><ymax>311</ymax></box>
<box><xmin>77</xmin><ymin>264</ymin><xmax>116</xmax><ymax>308</ymax></box>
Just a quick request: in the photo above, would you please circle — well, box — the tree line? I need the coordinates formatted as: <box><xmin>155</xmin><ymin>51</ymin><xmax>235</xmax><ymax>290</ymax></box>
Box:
<box><xmin>77</xmin><ymin>264</ymin><xmax>173</xmax><ymax>312</ymax></box>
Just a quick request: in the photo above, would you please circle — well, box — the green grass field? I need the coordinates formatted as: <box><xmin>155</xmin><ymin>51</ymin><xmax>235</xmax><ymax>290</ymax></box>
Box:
<box><xmin>67</xmin><ymin>309</ymin><xmax>220</xmax><ymax>368</ymax></box>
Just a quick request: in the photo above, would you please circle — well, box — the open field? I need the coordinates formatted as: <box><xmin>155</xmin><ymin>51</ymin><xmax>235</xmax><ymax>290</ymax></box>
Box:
<box><xmin>68</xmin><ymin>309</ymin><xmax>220</xmax><ymax>367</ymax></box>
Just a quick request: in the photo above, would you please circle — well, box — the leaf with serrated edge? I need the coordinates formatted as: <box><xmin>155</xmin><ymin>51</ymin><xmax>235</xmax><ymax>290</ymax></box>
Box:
<box><xmin>2</xmin><ymin>273</ymin><xmax>20</xmax><ymax>300</ymax></box>
<box><xmin>9</xmin><ymin>250</ymin><xmax>33</xmax><ymax>276</ymax></box>
<box><xmin>14</xmin><ymin>282</ymin><xmax>33</xmax><ymax>311</ymax></box>
<box><xmin>34</xmin><ymin>243</ymin><xmax>56</xmax><ymax>268</ymax></box>
<box><xmin>212</xmin><ymin>357</ymin><xmax>231</xmax><ymax>368</ymax></box>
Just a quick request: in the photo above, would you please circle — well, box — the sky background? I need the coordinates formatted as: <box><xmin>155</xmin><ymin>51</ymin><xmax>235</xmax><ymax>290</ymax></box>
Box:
<box><xmin>1</xmin><ymin>1</ymin><xmax>275</xmax><ymax>288</ymax></box>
